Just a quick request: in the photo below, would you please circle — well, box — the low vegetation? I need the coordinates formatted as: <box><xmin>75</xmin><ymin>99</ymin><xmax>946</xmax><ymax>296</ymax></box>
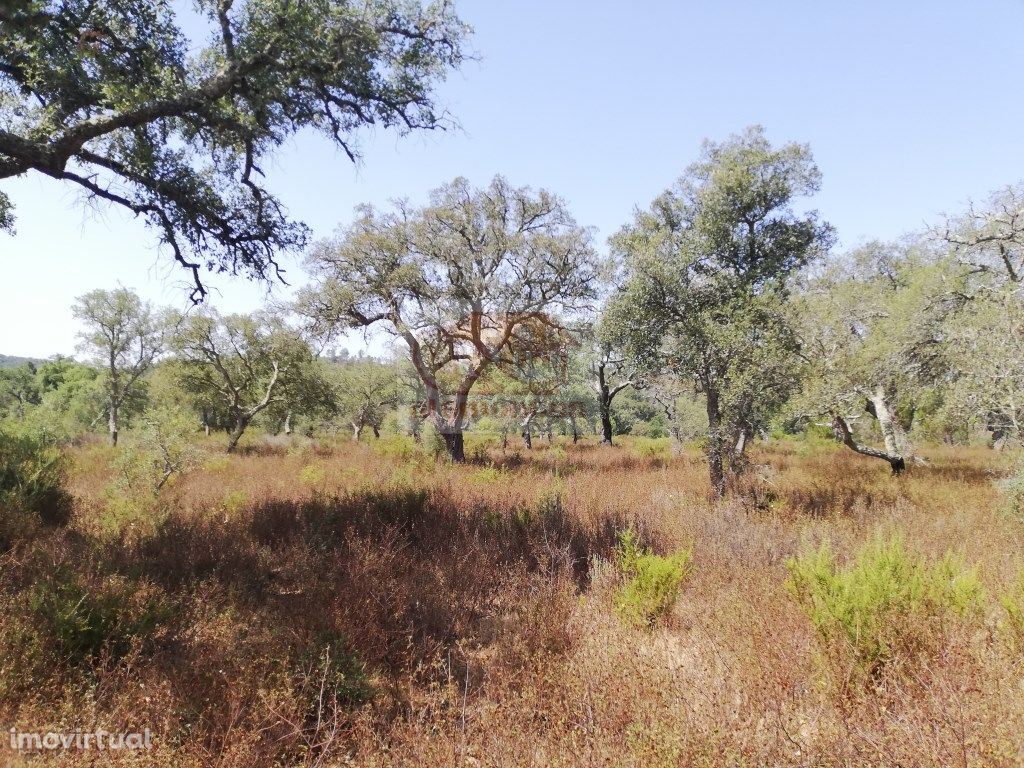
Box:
<box><xmin>0</xmin><ymin>432</ymin><xmax>1021</xmax><ymax>765</ymax></box>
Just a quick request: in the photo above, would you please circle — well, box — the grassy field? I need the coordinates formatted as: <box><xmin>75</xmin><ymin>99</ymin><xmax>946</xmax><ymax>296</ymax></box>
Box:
<box><xmin>2</xmin><ymin>435</ymin><xmax>1023</xmax><ymax>766</ymax></box>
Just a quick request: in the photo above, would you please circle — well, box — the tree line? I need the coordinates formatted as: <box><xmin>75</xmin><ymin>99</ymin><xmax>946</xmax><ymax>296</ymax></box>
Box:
<box><xmin>3</xmin><ymin>126</ymin><xmax>1023</xmax><ymax>497</ymax></box>
<box><xmin>2</xmin><ymin>3</ymin><xmax>1021</xmax><ymax>495</ymax></box>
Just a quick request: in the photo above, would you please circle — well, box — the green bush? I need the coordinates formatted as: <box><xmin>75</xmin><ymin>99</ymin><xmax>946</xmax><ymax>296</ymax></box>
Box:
<box><xmin>297</xmin><ymin>634</ymin><xmax>373</xmax><ymax>714</ymax></box>
<box><xmin>372</xmin><ymin>434</ymin><xmax>418</xmax><ymax>461</ymax></box>
<box><xmin>786</xmin><ymin>536</ymin><xmax>984</xmax><ymax>674</ymax></box>
<box><xmin>998</xmin><ymin>462</ymin><xmax>1024</xmax><ymax>521</ymax></box>
<box><xmin>0</xmin><ymin>423</ymin><xmax>71</xmax><ymax>526</ymax></box>
<box><xmin>632</xmin><ymin>437</ymin><xmax>672</xmax><ymax>462</ymax></box>
<box><xmin>999</xmin><ymin>571</ymin><xmax>1024</xmax><ymax>651</ymax></box>
<box><xmin>614</xmin><ymin>529</ymin><xmax>693</xmax><ymax>628</ymax></box>
<box><xmin>28</xmin><ymin>573</ymin><xmax>172</xmax><ymax>665</ymax></box>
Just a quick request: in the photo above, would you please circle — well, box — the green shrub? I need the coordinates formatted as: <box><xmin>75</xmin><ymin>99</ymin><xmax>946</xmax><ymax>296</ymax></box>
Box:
<box><xmin>465</xmin><ymin>433</ymin><xmax>499</xmax><ymax>462</ymax></box>
<box><xmin>113</xmin><ymin>408</ymin><xmax>200</xmax><ymax>495</ymax></box>
<box><xmin>28</xmin><ymin>574</ymin><xmax>172</xmax><ymax>665</ymax></box>
<box><xmin>221</xmin><ymin>489</ymin><xmax>249</xmax><ymax>518</ymax></box>
<box><xmin>633</xmin><ymin>437</ymin><xmax>671</xmax><ymax>463</ymax></box>
<box><xmin>614</xmin><ymin>529</ymin><xmax>693</xmax><ymax>628</ymax></box>
<box><xmin>299</xmin><ymin>462</ymin><xmax>327</xmax><ymax>487</ymax></box>
<box><xmin>999</xmin><ymin>571</ymin><xmax>1024</xmax><ymax>650</ymax></box>
<box><xmin>297</xmin><ymin>634</ymin><xmax>373</xmax><ymax>714</ymax></box>
<box><xmin>372</xmin><ymin>434</ymin><xmax>418</xmax><ymax>461</ymax></box>
<box><xmin>0</xmin><ymin>423</ymin><xmax>71</xmax><ymax>526</ymax></box>
<box><xmin>998</xmin><ymin>462</ymin><xmax>1024</xmax><ymax>521</ymax></box>
<box><xmin>786</xmin><ymin>536</ymin><xmax>984</xmax><ymax>674</ymax></box>
<box><xmin>469</xmin><ymin>466</ymin><xmax>503</xmax><ymax>484</ymax></box>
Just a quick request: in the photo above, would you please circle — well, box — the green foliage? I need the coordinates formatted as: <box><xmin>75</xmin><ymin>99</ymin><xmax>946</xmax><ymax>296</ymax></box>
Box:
<box><xmin>998</xmin><ymin>571</ymin><xmax>1024</xmax><ymax>651</ymax></box>
<box><xmin>170</xmin><ymin>309</ymin><xmax>326</xmax><ymax>452</ymax></box>
<box><xmin>1</xmin><ymin>0</ymin><xmax>469</xmax><ymax>291</ymax></box>
<box><xmin>470</xmin><ymin>466</ymin><xmax>503</xmax><ymax>484</ymax></box>
<box><xmin>321</xmin><ymin>359</ymin><xmax>399</xmax><ymax>439</ymax></box>
<box><xmin>614</xmin><ymin>529</ymin><xmax>693</xmax><ymax>628</ymax></box>
<box><xmin>299</xmin><ymin>463</ymin><xmax>327</xmax><ymax>488</ymax></box>
<box><xmin>632</xmin><ymin>437</ymin><xmax>672</xmax><ymax>462</ymax></box>
<box><xmin>221</xmin><ymin>490</ymin><xmax>250</xmax><ymax>519</ymax></box>
<box><xmin>372</xmin><ymin>435</ymin><xmax>419</xmax><ymax>462</ymax></box>
<box><xmin>0</xmin><ymin>422</ymin><xmax>70</xmax><ymax>527</ymax></box>
<box><xmin>113</xmin><ymin>408</ymin><xmax>200</xmax><ymax>495</ymax></box>
<box><xmin>998</xmin><ymin>461</ymin><xmax>1024</xmax><ymax>521</ymax></box>
<box><xmin>786</xmin><ymin>536</ymin><xmax>984</xmax><ymax>673</ymax></box>
<box><xmin>300</xmin><ymin>175</ymin><xmax>600</xmax><ymax>460</ymax></box>
<box><xmin>609</xmin><ymin>126</ymin><xmax>834</xmax><ymax>493</ymax></box>
<box><xmin>27</xmin><ymin>574</ymin><xmax>172</xmax><ymax>666</ymax></box>
<box><xmin>298</xmin><ymin>635</ymin><xmax>374</xmax><ymax>713</ymax></box>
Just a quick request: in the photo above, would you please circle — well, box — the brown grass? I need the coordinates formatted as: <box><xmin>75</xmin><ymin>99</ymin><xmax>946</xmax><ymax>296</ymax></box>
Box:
<box><xmin>1</xmin><ymin>435</ymin><xmax>1022</xmax><ymax>766</ymax></box>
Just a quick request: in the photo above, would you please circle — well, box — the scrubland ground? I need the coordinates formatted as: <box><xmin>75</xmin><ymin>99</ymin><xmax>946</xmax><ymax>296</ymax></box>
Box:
<box><xmin>2</xmin><ymin>434</ymin><xmax>1024</xmax><ymax>766</ymax></box>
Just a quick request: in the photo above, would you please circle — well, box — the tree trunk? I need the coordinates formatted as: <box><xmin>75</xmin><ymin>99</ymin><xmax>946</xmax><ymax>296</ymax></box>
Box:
<box><xmin>832</xmin><ymin>415</ymin><xmax>905</xmax><ymax>475</ymax></box>
<box><xmin>443</xmin><ymin>431</ymin><xmax>465</xmax><ymax>462</ymax></box>
<box><xmin>521</xmin><ymin>413</ymin><xmax>534</xmax><ymax>449</ymax></box>
<box><xmin>352</xmin><ymin>422</ymin><xmax>363</xmax><ymax>442</ymax></box>
<box><xmin>868</xmin><ymin>386</ymin><xmax>912</xmax><ymax>457</ymax></box>
<box><xmin>283</xmin><ymin>412</ymin><xmax>293</xmax><ymax>436</ymax></box>
<box><xmin>545</xmin><ymin>416</ymin><xmax>553</xmax><ymax>444</ymax></box>
<box><xmin>569</xmin><ymin>415</ymin><xmax>580</xmax><ymax>444</ymax></box>
<box><xmin>372</xmin><ymin>424</ymin><xmax>380</xmax><ymax>439</ymax></box>
<box><xmin>201</xmin><ymin>408</ymin><xmax>211</xmax><ymax>436</ymax></box>
<box><xmin>108</xmin><ymin>403</ymin><xmax>119</xmax><ymax>447</ymax></box>
<box><xmin>599</xmin><ymin>401</ymin><xmax>613</xmax><ymax>445</ymax></box>
<box><xmin>705</xmin><ymin>389</ymin><xmax>725</xmax><ymax>498</ymax></box>
<box><xmin>226</xmin><ymin>417</ymin><xmax>249</xmax><ymax>453</ymax></box>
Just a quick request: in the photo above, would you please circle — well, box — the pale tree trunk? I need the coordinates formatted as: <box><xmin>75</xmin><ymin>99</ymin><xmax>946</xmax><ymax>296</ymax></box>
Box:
<box><xmin>832</xmin><ymin>414</ymin><xmax>906</xmax><ymax>475</ymax></box>
<box><xmin>734</xmin><ymin>424</ymin><xmax>750</xmax><ymax>459</ymax></box>
<box><xmin>352</xmin><ymin>422</ymin><xmax>363</xmax><ymax>442</ymax></box>
<box><xmin>108</xmin><ymin>403</ymin><xmax>119</xmax><ymax>447</ymax></box>
<box><xmin>521</xmin><ymin>412</ymin><xmax>534</xmax><ymax>449</ymax></box>
<box><xmin>868</xmin><ymin>385</ymin><xmax>912</xmax><ymax>458</ymax></box>
<box><xmin>283</xmin><ymin>412</ymin><xmax>292</xmax><ymax>436</ymax></box>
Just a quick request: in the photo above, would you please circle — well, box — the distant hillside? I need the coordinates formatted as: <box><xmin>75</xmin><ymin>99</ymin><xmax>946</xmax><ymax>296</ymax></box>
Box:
<box><xmin>0</xmin><ymin>354</ymin><xmax>43</xmax><ymax>369</ymax></box>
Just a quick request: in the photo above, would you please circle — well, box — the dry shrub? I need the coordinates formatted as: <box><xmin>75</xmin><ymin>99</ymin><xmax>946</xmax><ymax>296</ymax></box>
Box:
<box><xmin>0</xmin><ymin>436</ymin><xmax>1021</xmax><ymax>765</ymax></box>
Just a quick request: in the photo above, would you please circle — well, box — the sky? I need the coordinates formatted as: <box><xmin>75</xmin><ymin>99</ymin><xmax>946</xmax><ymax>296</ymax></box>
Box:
<box><xmin>2</xmin><ymin>0</ymin><xmax>1023</xmax><ymax>358</ymax></box>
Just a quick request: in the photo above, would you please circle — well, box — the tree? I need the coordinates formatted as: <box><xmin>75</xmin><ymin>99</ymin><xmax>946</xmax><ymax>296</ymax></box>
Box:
<box><xmin>472</xmin><ymin>320</ymin><xmax>578</xmax><ymax>449</ymax></box>
<box><xmin>169</xmin><ymin>309</ymin><xmax>323</xmax><ymax>452</ymax></box>
<box><xmin>0</xmin><ymin>0</ymin><xmax>468</xmax><ymax>298</ymax></box>
<box><xmin>325</xmin><ymin>359</ymin><xmax>398</xmax><ymax>440</ymax></box>
<box><xmin>609</xmin><ymin>127</ymin><xmax>833</xmax><ymax>496</ymax></box>
<box><xmin>792</xmin><ymin>242</ymin><xmax>957</xmax><ymax>472</ymax></box>
<box><xmin>73</xmin><ymin>288</ymin><xmax>164</xmax><ymax>445</ymax></box>
<box><xmin>943</xmin><ymin>183</ymin><xmax>1024</xmax><ymax>285</ymax></box>
<box><xmin>587</xmin><ymin>319</ymin><xmax>637</xmax><ymax>445</ymax></box>
<box><xmin>0</xmin><ymin>363</ymin><xmax>41</xmax><ymax>419</ymax></box>
<box><xmin>299</xmin><ymin>175</ymin><xmax>599</xmax><ymax>461</ymax></box>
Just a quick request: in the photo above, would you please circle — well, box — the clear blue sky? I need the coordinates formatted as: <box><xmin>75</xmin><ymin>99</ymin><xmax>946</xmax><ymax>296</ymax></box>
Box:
<box><xmin>2</xmin><ymin>0</ymin><xmax>1023</xmax><ymax>358</ymax></box>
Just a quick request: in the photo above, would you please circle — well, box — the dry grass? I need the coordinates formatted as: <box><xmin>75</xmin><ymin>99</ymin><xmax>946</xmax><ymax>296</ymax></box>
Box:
<box><xmin>1</xmin><ymin>435</ymin><xmax>1022</xmax><ymax>766</ymax></box>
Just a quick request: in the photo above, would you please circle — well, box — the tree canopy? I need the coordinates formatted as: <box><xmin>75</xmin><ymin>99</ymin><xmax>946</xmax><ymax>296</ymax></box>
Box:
<box><xmin>608</xmin><ymin>126</ymin><xmax>834</xmax><ymax>494</ymax></box>
<box><xmin>0</xmin><ymin>0</ymin><xmax>469</xmax><ymax>298</ymax></box>
<box><xmin>299</xmin><ymin>174</ymin><xmax>600</xmax><ymax>460</ymax></box>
